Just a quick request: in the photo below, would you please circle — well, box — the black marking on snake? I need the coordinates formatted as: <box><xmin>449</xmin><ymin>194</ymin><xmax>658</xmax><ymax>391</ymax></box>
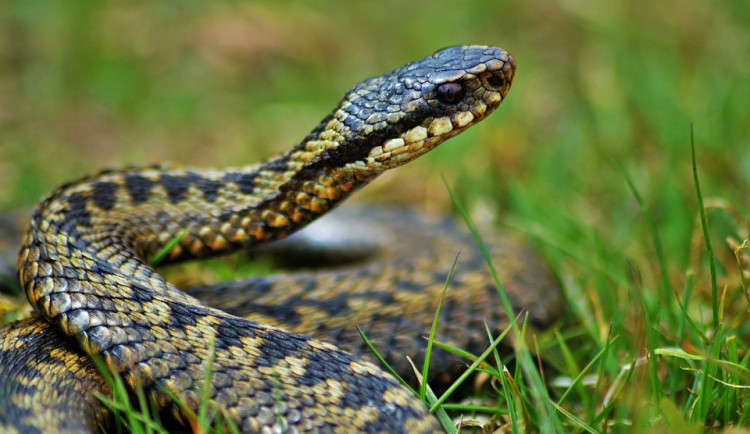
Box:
<box><xmin>91</xmin><ymin>181</ymin><xmax>120</xmax><ymax>211</ymax></box>
<box><xmin>222</xmin><ymin>171</ymin><xmax>257</xmax><ymax>195</ymax></box>
<box><xmin>226</xmin><ymin>302</ymin><xmax>302</xmax><ymax>326</ymax></box>
<box><xmin>314</xmin><ymin>112</ymin><xmax>437</xmax><ymax>172</ymax></box>
<box><xmin>256</xmin><ymin>154</ymin><xmax>292</xmax><ymax>173</ymax></box>
<box><xmin>213</xmin><ymin>316</ymin><xmax>248</xmax><ymax>351</ymax></box>
<box><xmin>88</xmin><ymin>257</ymin><xmax>121</xmax><ymax>278</ymax></box>
<box><xmin>257</xmin><ymin>325</ymin><xmax>310</xmax><ymax>363</ymax></box>
<box><xmin>185</xmin><ymin>171</ymin><xmax>222</xmax><ymax>202</ymax></box>
<box><xmin>193</xmin><ymin>279</ymin><xmax>400</xmax><ymax>325</ymax></box>
<box><xmin>256</xmin><ymin>294</ymin><xmax>357</xmax><ymax>325</ymax></box>
<box><xmin>129</xmin><ymin>281</ymin><xmax>155</xmax><ymax>303</ymax></box>
<box><xmin>65</xmin><ymin>192</ymin><xmax>92</xmax><ymax>227</ymax></box>
<box><xmin>159</xmin><ymin>174</ymin><xmax>190</xmax><ymax>203</ymax></box>
<box><xmin>392</xmin><ymin>278</ymin><xmax>429</xmax><ymax>293</ymax></box>
<box><xmin>124</xmin><ymin>174</ymin><xmax>156</xmax><ymax>204</ymax></box>
<box><xmin>164</xmin><ymin>301</ymin><xmax>198</xmax><ymax>329</ymax></box>
<box><xmin>284</xmin><ymin>294</ymin><xmax>351</xmax><ymax>316</ymax></box>
<box><xmin>296</xmin><ymin>348</ymin><xmax>352</xmax><ymax>385</ymax></box>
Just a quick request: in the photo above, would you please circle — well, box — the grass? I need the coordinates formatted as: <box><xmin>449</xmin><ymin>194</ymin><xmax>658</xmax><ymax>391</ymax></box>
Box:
<box><xmin>1</xmin><ymin>0</ymin><xmax>749</xmax><ymax>433</ymax></box>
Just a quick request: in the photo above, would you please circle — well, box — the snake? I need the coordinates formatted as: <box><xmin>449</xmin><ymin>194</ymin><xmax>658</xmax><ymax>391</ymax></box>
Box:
<box><xmin>0</xmin><ymin>45</ymin><xmax>561</xmax><ymax>433</ymax></box>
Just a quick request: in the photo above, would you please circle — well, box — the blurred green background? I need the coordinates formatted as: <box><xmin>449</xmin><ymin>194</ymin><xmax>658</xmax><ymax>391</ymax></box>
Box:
<box><xmin>1</xmin><ymin>0</ymin><xmax>749</xmax><ymax>429</ymax></box>
<box><xmin>2</xmin><ymin>1</ymin><xmax>747</xmax><ymax>210</ymax></box>
<box><xmin>2</xmin><ymin>0</ymin><xmax>748</xmax><ymax>282</ymax></box>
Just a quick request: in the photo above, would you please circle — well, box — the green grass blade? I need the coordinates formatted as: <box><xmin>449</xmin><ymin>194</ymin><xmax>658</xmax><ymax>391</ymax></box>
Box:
<box><xmin>91</xmin><ymin>354</ymin><xmax>168</xmax><ymax>434</ymax></box>
<box><xmin>628</xmin><ymin>259</ymin><xmax>664</xmax><ymax>404</ymax></box>
<box><xmin>483</xmin><ymin>323</ymin><xmax>519</xmax><ymax>433</ymax></box>
<box><xmin>554</xmin><ymin>329</ymin><xmax>589</xmax><ymax>408</ymax></box>
<box><xmin>690</xmin><ymin>124</ymin><xmax>719</xmax><ymax>330</ymax></box>
<box><xmin>444</xmin><ymin>177</ymin><xmax>563</xmax><ymax>432</ymax></box>
<box><xmin>691</xmin><ymin>329</ymin><xmax>723</xmax><ymax>423</ymax></box>
<box><xmin>357</xmin><ymin>326</ymin><xmax>417</xmax><ymax>396</ymax></box>
<box><xmin>429</xmin><ymin>324</ymin><xmax>511</xmax><ymax>412</ymax></box>
<box><xmin>503</xmin><ymin>364</ymin><xmax>531</xmax><ymax>434</ymax></box>
<box><xmin>359</xmin><ymin>325</ymin><xmax>457</xmax><ymax>433</ymax></box>
<box><xmin>440</xmin><ymin>403</ymin><xmax>508</xmax><ymax>415</ymax></box>
<box><xmin>613</xmin><ymin>158</ymin><xmax>672</xmax><ymax>323</ymax></box>
<box><xmin>725</xmin><ymin>335</ymin><xmax>738</xmax><ymax>425</ymax></box>
<box><xmin>590</xmin><ymin>325</ymin><xmax>614</xmax><ymax>427</ymax></box>
<box><xmin>432</xmin><ymin>340</ymin><xmax>482</xmax><ymax>362</ymax></box>
<box><xmin>674</xmin><ymin>272</ymin><xmax>706</xmax><ymax>344</ymax></box>
<box><xmin>148</xmin><ymin>229</ymin><xmax>189</xmax><ymax>266</ymax></box>
<box><xmin>420</xmin><ymin>250</ymin><xmax>460</xmax><ymax>399</ymax></box>
<box><xmin>551</xmin><ymin>400</ymin><xmax>599</xmax><ymax>433</ymax></box>
<box><xmin>557</xmin><ymin>336</ymin><xmax>612</xmax><ymax>406</ymax></box>
<box><xmin>414</xmin><ymin>363</ymin><xmax>457</xmax><ymax>434</ymax></box>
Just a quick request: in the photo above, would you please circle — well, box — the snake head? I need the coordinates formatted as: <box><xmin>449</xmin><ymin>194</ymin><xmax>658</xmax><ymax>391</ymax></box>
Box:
<box><xmin>299</xmin><ymin>45</ymin><xmax>515</xmax><ymax>178</ymax></box>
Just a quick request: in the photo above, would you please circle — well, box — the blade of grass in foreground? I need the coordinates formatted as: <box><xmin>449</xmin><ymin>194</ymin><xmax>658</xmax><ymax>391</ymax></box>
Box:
<box><xmin>92</xmin><ymin>354</ymin><xmax>167</xmax><ymax>434</ymax></box>
<box><xmin>590</xmin><ymin>325</ymin><xmax>614</xmax><ymax>427</ymax></box>
<box><xmin>197</xmin><ymin>332</ymin><xmax>217</xmax><ymax>433</ymax></box>
<box><xmin>485</xmin><ymin>322</ymin><xmax>521</xmax><ymax>433</ymax></box>
<box><xmin>690</xmin><ymin>124</ymin><xmax>719</xmax><ymax>331</ymax></box>
<box><xmin>429</xmin><ymin>323</ymin><xmax>512</xmax><ymax>411</ymax></box>
<box><xmin>613</xmin><ymin>158</ymin><xmax>673</xmax><ymax>325</ymax></box>
<box><xmin>503</xmin><ymin>363</ymin><xmax>531</xmax><ymax>434</ymax></box>
<box><xmin>420</xmin><ymin>250</ymin><xmax>461</xmax><ymax>400</ymax></box>
<box><xmin>725</xmin><ymin>335</ymin><xmax>739</xmax><ymax>424</ymax></box>
<box><xmin>357</xmin><ymin>326</ymin><xmax>416</xmax><ymax>395</ymax></box>
<box><xmin>554</xmin><ymin>329</ymin><xmax>589</xmax><ymax>409</ymax></box>
<box><xmin>738</xmin><ymin>348</ymin><xmax>750</xmax><ymax>425</ymax></box>
<box><xmin>357</xmin><ymin>327</ymin><xmax>455</xmax><ymax>432</ymax></box>
<box><xmin>551</xmin><ymin>401</ymin><xmax>599</xmax><ymax>434</ymax></box>
<box><xmin>443</xmin><ymin>177</ymin><xmax>563</xmax><ymax>432</ymax></box>
<box><xmin>628</xmin><ymin>259</ymin><xmax>665</xmax><ymax>406</ymax></box>
<box><xmin>406</xmin><ymin>356</ymin><xmax>457</xmax><ymax>434</ymax></box>
<box><xmin>693</xmin><ymin>329</ymin><xmax>722</xmax><ymax>424</ymax></box>
<box><xmin>149</xmin><ymin>229</ymin><xmax>189</xmax><ymax>266</ymax></box>
<box><xmin>557</xmin><ymin>335</ymin><xmax>617</xmax><ymax>406</ymax></box>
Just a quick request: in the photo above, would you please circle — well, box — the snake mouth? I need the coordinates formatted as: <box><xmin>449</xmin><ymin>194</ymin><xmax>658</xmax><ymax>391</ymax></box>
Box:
<box><xmin>354</xmin><ymin>100</ymin><xmax>492</xmax><ymax>173</ymax></box>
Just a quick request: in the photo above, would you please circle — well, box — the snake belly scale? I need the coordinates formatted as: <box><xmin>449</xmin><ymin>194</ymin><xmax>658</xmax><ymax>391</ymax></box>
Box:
<box><xmin>0</xmin><ymin>46</ymin><xmax>555</xmax><ymax>433</ymax></box>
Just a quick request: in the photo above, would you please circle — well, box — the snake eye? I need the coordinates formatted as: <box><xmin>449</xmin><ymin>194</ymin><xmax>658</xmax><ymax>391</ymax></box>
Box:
<box><xmin>436</xmin><ymin>83</ymin><xmax>465</xmax><ymax>105</ymax></box>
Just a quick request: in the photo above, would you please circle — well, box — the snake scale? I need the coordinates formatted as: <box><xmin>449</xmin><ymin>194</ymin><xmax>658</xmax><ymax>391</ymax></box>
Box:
<box><xmin>0</xmin><ymin>46</ymin><xmax>561</xmax><ymax>433</ymax></box>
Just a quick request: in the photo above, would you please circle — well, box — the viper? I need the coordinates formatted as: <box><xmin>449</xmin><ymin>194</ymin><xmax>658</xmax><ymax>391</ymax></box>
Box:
<box><xmin>0</xmin><ymin>45</ymin><xmax>560</xmax><ymax>433</ymax></box>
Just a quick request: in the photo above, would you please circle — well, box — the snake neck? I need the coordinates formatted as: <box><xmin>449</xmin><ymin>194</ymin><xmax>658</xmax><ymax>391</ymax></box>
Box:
<box><xmin>19</xmin><ymin>102</ymin><xmax>456</xmax><ymax>274</ymax></box>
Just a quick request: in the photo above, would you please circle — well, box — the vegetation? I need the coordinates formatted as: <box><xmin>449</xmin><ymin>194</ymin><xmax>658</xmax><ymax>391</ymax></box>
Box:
<box><xmin>1</xmin><ymin>1</ymin><xmax>748</xmax><ymax>432</ymax></box>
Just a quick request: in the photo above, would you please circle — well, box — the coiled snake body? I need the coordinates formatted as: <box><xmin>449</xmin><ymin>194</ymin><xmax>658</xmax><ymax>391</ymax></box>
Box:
<box><xmin>0</xmin><ymin>46</ymin><xmax>560</xmax><ymax>433</ymax></box>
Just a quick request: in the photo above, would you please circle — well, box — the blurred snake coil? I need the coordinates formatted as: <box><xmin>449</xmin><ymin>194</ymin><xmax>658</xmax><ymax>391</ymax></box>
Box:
<box><xmin>0</xmin><ymin>46</ymin><xmax>561</xmax><ymax>433</ymax></box>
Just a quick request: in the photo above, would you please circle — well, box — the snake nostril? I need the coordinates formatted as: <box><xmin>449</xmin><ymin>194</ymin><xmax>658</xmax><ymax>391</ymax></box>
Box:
<box><xmin>485</xmin><ymin>74</ymin><xmax>506</xmax><ymax>89</ymax></box>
